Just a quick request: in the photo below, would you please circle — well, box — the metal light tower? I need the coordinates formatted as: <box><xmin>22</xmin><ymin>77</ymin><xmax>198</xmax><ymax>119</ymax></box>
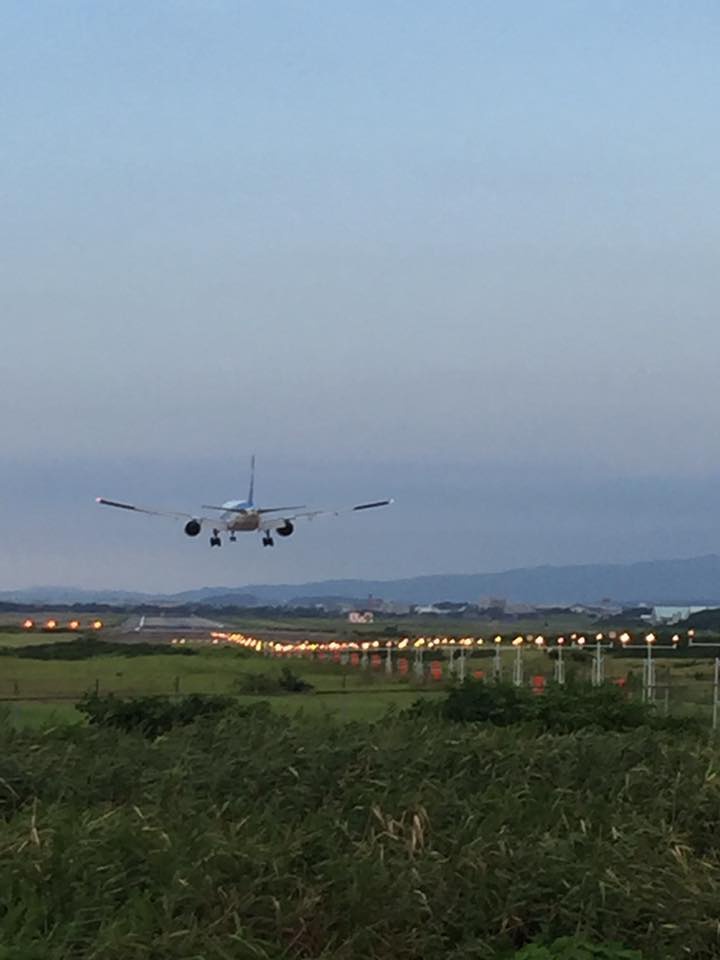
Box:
<box><xmin>414</xmin><ymin>640</ymin><xmax>424</xmax><ymax>679</ymax></box>
<box><xmin>643</xmin><ymin>633</ymin><xmax>656</xmax><ymax>704</ymax></box>
<box><xmin>554</xmin><ymin>637</ymin><xmax>566</xmax><ymax>685</ymax></box>
<box><xmin>447</xmin><ymin>642</ymin><xmax>456</xmax><ymax>676</ymax></box>
<box><xmin>591</xmin><ymin>633</ymin><xmax>605</xmax><ymax>687</ymax></box>
<box><xmin>512</xmin><ymin>637</ymin><xmax>524</xmax><ymax>687</ymax></box>
<box><xmin>493</xmin><ymin>636</ymin><xmax>502</xmax><ymax>681</ymax></box>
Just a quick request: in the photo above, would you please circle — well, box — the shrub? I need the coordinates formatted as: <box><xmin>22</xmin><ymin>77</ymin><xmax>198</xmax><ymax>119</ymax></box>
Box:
<box><xmin>442</xmin><ymin>680</ymin><xmax>534</xmax><ymax>725</ymax></box>
<box><xmin>277</xmin><ymin>666</ymin><xmax>313</xmax><ymax>692</ymax></box>
<box><xmin>76</xmin><ymin>693</ymin><xmax>237</xmax><ymax>736</ymax></box>
<box><xmin>232</xmin><ymin>667</ymin><xmax>314</xmax><ymax>695</ymax></box>
<box><xmin>232</xmin><ymin>671</ymin><xmax>280</xmax><ymax>694</ymax></box>
<box><xmin>430</xmin><ymin>680</ymin><xmax>705</xmax><ymax>734</ymax></box>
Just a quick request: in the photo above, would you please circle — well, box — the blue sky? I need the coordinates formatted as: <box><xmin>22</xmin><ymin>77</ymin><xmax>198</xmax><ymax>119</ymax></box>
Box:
<box><xmin>2</xmin><ymin>1</ymin><xmax>719</xmax><ymax>591</ymax></box>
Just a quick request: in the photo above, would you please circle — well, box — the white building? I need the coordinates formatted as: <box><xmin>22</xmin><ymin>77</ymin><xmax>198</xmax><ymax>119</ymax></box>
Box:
<box><xmin>650</xmin><ymin>605</ymin><xmax>715</xmax><ymax>625</ymax></box>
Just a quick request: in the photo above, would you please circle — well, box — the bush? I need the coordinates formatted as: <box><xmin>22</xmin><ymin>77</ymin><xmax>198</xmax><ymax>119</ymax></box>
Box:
<box><xmin>232</xmin><ymin>671</ymin><xmax>280</xmax><ymax>694</ymax></box>
<box><xmin>232</xmin><ymin>667</ymin><xmax>314</xmax><ymax>695</ymax></box>
<box><xmin>76</xmin><ymin>693</ymin><xmax>237</xmax><ymax>736</ymax></box>
<box><xmin>442</xmin><ymin>680</ymin><xmax>533</xmax><ymax>725</ymax></box>
<box><xmin>430</xmin><ymin>680</ymin><xmax>704</xmax><ymax>734</ymax></box>
<box><xmin>277</xmin><ymin>666</ymin><xmax>313</xmax><ymax>692</ymax></box>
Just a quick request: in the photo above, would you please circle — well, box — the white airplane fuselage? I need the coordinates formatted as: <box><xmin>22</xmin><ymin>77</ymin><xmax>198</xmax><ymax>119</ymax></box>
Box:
<box><xmin>217</xmin><ymin>500</ymin><xmax>261</xmax><ymax>532</ymax></box>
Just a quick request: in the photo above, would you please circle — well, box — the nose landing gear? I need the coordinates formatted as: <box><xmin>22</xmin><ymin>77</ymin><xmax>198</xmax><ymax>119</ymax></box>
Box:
<box><xmin>262</xmin><ymin>534</ymin><xmax>275</xmax><ymax>547</ymax></box>
<box><xmin>210</xmin><ymin>529</ymin><xmax>222</xmax><ymax>547</ymax></box>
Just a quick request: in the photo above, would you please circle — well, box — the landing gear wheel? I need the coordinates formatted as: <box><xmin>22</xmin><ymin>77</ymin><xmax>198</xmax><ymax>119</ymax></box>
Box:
<box><xmin>210</xmin><ymin>534</ymin><xmax>222</xmax><ymax>547</ymax></box>
<box><xmin>229</xmin><ymin>533</ymin><xmax>237</xmax><ymax>543</ymax></box>
<box><xmin>262</xmin><ymin>534</ymin><xmax>275</xmax><ymax>547</ymax></box>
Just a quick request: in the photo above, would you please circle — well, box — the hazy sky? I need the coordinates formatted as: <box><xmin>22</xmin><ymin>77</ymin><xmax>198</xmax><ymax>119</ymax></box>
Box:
<box><xmin>2</xmin><ymin>1</ymin><xmax>720</xmax><ymax>592</ymax></box>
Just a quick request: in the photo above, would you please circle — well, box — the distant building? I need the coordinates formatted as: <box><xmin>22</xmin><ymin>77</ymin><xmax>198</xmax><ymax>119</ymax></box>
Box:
<box><xmin>434</xmin><ymin>602</ymin><xmax>470</xmax><ymax>614</ymax></box>
<box><xmin>650</xmin><ymin>605</ymin><xmax>714</xmax><ymax>625</ymax></box>
<box><xmin>478</xmin><ymin>596</ymin><xmax>507</xmax><ymax>612</ymax></box>
<box><xmin>364</xmin><ymin>594</ymin><xmax>385</xmax><ymax>612</ymax></box>
<box><xmin>348</xmin><ymin>611</ymin><xmax>374</xmax><ymax>624</ymax></box>
<box><xmin>380</xmin><ymin>601</ymin><xmax>412</xmax><ymax>615</ymax></box>
<box><xmin>570</xmin><ymin>602</ymin><xmax>623</xmax><ymax>618</ymax></box>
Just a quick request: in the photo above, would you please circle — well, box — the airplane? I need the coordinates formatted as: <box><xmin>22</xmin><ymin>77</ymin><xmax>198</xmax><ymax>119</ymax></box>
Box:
<box><xmin>96</xmin><ymin>456</ymin><xmax>393</xmax><ymax>548</ymax></box>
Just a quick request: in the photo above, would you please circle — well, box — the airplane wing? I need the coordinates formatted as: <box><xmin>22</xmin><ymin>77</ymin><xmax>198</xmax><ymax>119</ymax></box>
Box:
<box><xmin>259</xmin><ymin>499</ymin><xmax>393</xmax><ymax>531</ymax></box>
<box><xmin>95</xmin><ymin>498</ymin><xmax>222</xmax><ymax>526</ymax></box>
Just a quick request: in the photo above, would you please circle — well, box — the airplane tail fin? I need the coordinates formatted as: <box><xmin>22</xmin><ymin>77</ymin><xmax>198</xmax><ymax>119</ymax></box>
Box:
<box><xmin>248</xmin><ymin>455</ymin><xmax>256</xmax><ymax>506</ymax></box>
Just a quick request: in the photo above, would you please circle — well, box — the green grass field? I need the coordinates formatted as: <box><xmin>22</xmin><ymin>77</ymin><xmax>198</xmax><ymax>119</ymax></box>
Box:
<box><xmin>5</xmin><ymin>691</ymin><xmax>427</xmax><ymax>728</ymax></box>
<box><xmin>1</xmin><ymin>636</ymin><xmax>718</xmax><ymax>730</ymax></box>
<box><xmin>0</xmin><ymin>629</ymin><xmax>80</xmax><ymax>648</ymax></box>
<box><xmin>0</xmin><ymin>643</ymin><xmax>447</xmax><ymax>727</ymax></box>
<box><xmin>1</xmin><ymin>607</ymin><xmax>719</xmax><ymax>736</ymax></box>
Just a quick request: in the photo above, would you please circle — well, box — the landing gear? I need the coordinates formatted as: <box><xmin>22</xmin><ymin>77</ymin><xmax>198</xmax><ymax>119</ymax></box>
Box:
<box><xmin>262</xmin><ymin>534</ymin><xmax>275</xmax><ymax>547</ymax></box>
<box><xmin>210</xmin><ymin>529</ymin><xmax>222</xmax><ymax>547</ymax></box>
<box><xmin>229</xmin><ymin>532</ymin><xmax>237</xmax><ymax>542</ymax></box>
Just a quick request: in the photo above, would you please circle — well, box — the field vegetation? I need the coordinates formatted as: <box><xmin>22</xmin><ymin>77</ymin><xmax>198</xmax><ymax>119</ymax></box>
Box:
<box><xmin>1</xmin><ymin>684</ymin><xmax>720</xmax><ymax>958</ymax></box>
<box><xmin>2</xmin><ymin>631</ymin><xmax>720</xmax><ymax>728</ymax></box>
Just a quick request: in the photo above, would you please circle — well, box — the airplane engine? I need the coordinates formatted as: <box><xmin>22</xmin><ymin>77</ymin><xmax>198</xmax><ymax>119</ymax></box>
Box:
<box><xmin>184</xmin><ymin>519</ymin><xmax>202</xmax><ymax>537</ymax></box>
<box><xmin>276</xmin><ymin>520</ymin><xmax>294</xmax><ymax>537</ymax></box>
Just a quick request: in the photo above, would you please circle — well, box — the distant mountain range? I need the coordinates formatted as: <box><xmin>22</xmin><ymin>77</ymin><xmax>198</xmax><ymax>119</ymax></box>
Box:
<box><xmin>3</xmin><ymin>554</ymin><xmax>720</xmax><ymax>607</ymax></box>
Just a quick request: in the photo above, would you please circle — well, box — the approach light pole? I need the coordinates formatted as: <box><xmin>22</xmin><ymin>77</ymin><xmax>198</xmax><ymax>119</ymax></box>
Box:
<box><xmin>493</xmin><ymin>636</ymin><xmax>502</xmax><ymax>681</ymax></box>
<box><xmin>414</xmin><ymin>640</ymin><xmax>424</xmax><ymax>679</ymax></box>
<box><xmin>458</xmin><ymin>643</ymin><xmax>467</xmax><ymax>683</ymax></box>
<box><xmin>592</xmin><ymin>633</ymin><xmax>605</xmax><ymax>687</ymax></box>
<box><xmin>554</xmin><ymin>637</ymin><xmax>566</xmax><ymax>685</ymax></box>
<box><xmin>643</xmin><ymin>634</ymin><xmax>656</xmax><ymax>704</ymax></box>
<box><xmin>512</xmin><ymin>637</ymin><xmax>524</xmax><ymax>688</ymax></box>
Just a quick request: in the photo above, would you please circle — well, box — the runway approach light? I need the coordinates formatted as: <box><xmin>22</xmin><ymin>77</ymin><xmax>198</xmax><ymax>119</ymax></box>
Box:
<box><xmin>22</xmin><ymin>619</ymin><xmax>34</xmax><ymax>630</ymax></box>
<box><xmin>92</xmin><ymin>620</ymin><xmax>103</xmax><ymax>630</ymax></box>
<box><xmin>69</xmin><ymin>620</ymin><xmax>80</xmax><ymax>631</ymax></box>
<box><xmin>619</xmin><ymin>633</ymin><xmax>631</xmax><ymax>646</ymax></box>
<box><xmin>45</xmin><ymin>620</ymin><xmax>57</xmax><ymax>630</ymax></box>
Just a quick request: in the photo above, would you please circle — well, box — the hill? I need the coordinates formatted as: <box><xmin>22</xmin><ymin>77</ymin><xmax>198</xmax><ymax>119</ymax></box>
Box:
<box><xmin>3</xmin><ymin>554</ymin><xmax>720</xmax><ymax>607</ymax></box>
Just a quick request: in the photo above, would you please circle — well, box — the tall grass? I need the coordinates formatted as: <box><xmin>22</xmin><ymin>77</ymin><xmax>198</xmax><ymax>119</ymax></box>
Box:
<box><xmin>1</xmin><ymin>707</ymin><xmax>720</xmax><ymax>957</ymax></box>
